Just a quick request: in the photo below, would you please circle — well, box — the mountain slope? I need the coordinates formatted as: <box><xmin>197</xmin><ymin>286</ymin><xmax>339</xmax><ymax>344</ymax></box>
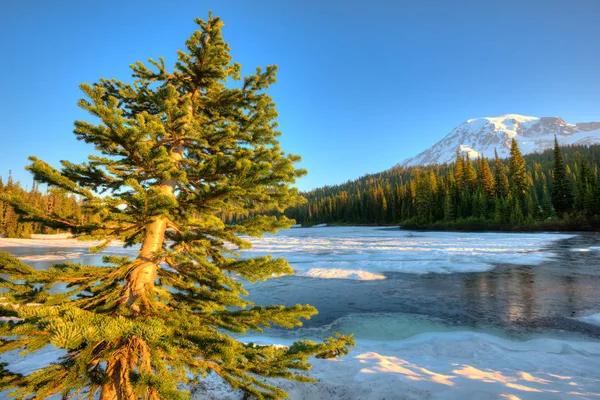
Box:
<box><xmin>399</xmin><ymin>114</ymin><xmax>600</xmax><ymax>167</ymax></box>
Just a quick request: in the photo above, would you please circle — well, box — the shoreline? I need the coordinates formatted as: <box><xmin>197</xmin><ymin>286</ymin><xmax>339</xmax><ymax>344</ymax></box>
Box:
<box><xmin>298</xmin><ymin>223</ymin><xmax>600</xmax><ymax>234</ymax></box>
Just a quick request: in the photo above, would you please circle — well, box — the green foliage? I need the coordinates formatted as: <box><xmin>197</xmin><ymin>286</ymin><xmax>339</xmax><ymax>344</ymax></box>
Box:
<box><xmin>0</xmin><ymin>173</ymin><xmax>87</xmax><ymax>238</ymax></box>
<box><xmin>552</xmin><ymin>136</ymin><xmax>572</xmax><ymax>215</ymax></box>
<box><xmin>508</xmin><ymin>139</ymin><xmax>528</xmax><ymax>199</ymax></box>
<box><xmin>0</xmin><ymin>14</ymin><xmax>352</xmax><ymax>400</ymax></box>
<box><xmin>286</xmin><ymin>143</ymin><xmax>600</xmax><ymax>231</ymax></box>
<box><xmin>493</xmin><ymin>149</ymin><xmax>509</xmax><ymax>198</ymax></box>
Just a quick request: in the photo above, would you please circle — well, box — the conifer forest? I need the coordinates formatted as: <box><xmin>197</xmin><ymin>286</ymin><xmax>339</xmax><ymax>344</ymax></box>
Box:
<box><xmin>0</xmin><ymin>173</ymin><xmax>85</xmax><ymax>238</ymax></box>
<box><xmin>4</xmin><ymin>140</ymin><xmax>600</xmax><ymax>238</ymax></box>
<box><xmin>285</xmin><ymin>141</ymin><xmax>600</xmax><ymax>230</ymax></box>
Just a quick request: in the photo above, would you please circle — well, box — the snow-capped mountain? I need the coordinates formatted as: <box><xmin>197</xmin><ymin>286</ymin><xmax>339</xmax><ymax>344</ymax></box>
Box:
<box><xmin>399</xmin><ymin>114</ymin><xmax>600</xmax><ymax>167</ymax></box>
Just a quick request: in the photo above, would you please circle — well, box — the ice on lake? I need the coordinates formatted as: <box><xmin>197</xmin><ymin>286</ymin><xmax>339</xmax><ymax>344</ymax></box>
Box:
<box><xmin>241</xmin><ymin>226</ymin><xmax>575</xmax><ymax>280</ymax></box>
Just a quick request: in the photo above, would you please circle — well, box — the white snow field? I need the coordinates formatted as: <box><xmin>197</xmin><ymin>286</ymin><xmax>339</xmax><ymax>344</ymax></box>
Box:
<box><xmin>193</xmin><ymin>332</ymin><xmax>600</xmax><ymax>400</ymax></box>
<box><xmin>4</xmin><ymin>329</ymin><xmax>600</xmax><ymax>400</ymax></box>
<box><xmin>577</xmin><ymin>313</ymin><xmax>600</xmax><ymax>327</ymax></box>
<box><xmin>399</xmin><ymin>114</ymin><xmax>600</xmax><ymax>167</ymax></box>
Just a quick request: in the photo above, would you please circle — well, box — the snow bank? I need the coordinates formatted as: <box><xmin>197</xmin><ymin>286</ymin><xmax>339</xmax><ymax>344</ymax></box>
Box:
<box><xmin>193</xmin><ymin>331</ymin><xmax>600</xmax><ymax>400</ymax></box>
<box><xmin>301</xmin><ymin>268</ymin><xmax>385</xmax><ymax>281</ymax></box>
<box><xmin>6</xmin><ymin>329</ymin><xmax>597</xmax><ymax>400</ymax></box>
<box><xmin>571</xmin><ymin>246</ymin><xmax>600</xmax><ymax>253</ymax></box>
<box><xmin>0</xmin><ymin>236</ymin><xmax>137</xmax><ymax>262</ymax></box>
<box><xmin>0</xmin><ymin>237</ymin><xmax>96</xmax><ymax>248</ymax></box>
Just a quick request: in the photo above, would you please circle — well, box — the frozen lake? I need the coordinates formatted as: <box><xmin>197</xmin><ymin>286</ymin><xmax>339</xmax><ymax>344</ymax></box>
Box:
<box><xmin>2</xmin><ymin>227</ymin><xmax>600</xmax><ymax>399</ymax></box>
<box><xmin>242</xmin><ymin>227</ymin><xmax>600</xmax><ymax>341</ymax></box>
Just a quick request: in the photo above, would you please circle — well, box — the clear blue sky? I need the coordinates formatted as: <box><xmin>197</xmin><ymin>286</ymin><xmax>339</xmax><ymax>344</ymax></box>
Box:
<box><xmin>1</xmin><ymin>0</ymin><xmax>599</xmax><ymax>191</ymax></box>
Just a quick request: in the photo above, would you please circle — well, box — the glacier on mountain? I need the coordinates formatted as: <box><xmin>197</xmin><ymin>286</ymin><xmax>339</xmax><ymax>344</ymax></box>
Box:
<box><xmin>399</xmin><ymin>114</ymin><xmax>600</xmax><ymax>167</ymax></box>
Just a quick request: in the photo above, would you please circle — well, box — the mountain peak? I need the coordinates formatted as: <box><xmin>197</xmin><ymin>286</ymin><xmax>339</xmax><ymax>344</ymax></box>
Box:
<box><xmin>466</xmin><ymin>114</ymin><xmax>539</xmax><ymax>124</ymax></box>
<box><xmin>399</xmin><ymin>114</ymin><xmax>600</xmax><ymax>167</ymax></box>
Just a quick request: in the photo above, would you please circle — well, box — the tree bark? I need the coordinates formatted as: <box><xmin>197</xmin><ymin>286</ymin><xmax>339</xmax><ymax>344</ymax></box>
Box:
<box><xmin>100</xmin><ymin>351</ymin><xmax>136</xmax><ymax>400</ymax></box>
<box><xmin>101</xmin><ymin>146</ymin><xmax>184</xmax><ymax>399</ymax></box>
<box><xmin>118</xmin><ymin>145</ymin><xmax>183</xmax><ymax>313</ymax></box>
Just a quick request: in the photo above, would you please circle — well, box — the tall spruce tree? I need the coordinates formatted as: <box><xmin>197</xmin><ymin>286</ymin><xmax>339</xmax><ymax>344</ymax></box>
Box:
<box><xmin>477</xmin><ymin>157</ymin><xmax>495</xmax><ymax>199</ymax></box>
<box><xmin>453</xmin><ymin>150</ymin><xmax>465</xmax><ymax>189</ymax></box>
<box><xmin>493</xmin><ymin>149</ymin><xmax>509</xmax><ymax>198</ymax></box>
<box><xmin>463</xmin><ymin>154</ymin><xmax>477</xmax><ymax>191</ymax></box>
<box><xmin>508</xmin><ymin>139</ymin><xmax>528</xmax><ymax>197</ymax></box>
<box><xmin>0</xmin><ymin>15</ymin><xmax>353</xmax><ymax>400</ymax></box>
<box><xmin>551</xmin><ymin>136</ymin><xmax>571</xmax><ymax>215</ymax></box>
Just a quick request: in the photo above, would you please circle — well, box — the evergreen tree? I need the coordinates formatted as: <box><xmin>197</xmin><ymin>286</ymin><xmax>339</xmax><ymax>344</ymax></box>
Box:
<box><xmin>463</xmin><ymin>154</ymin><xmax>477</xmax><ymax>191</ymax></box>
<box><xmin>415</xmin><ymin>170</ymin><xmax>433</xmax><ymax>222</ymax></box>
<box><xmin>540</xmin><ymin>183</ymin><xmax>556</xmax><ymax>219</ymax></box>
<box><xmin>0</xmin><ymin>16</ymin><xmax>353</xmax><ymax>400</ymax></box>
<box><xmin>493</xmin><ymin>149</ymin><xmax>509</xmax><ymax>198</ymax></box>
<box><xmin>443</xmin><ymin>188</ymin><xmax>456</xmax><ymax>222</ymax></box>
<box><xmin>477</xmin><ymin>157</ymin><xmax>495</xmax><ymax>199</ymax></box>
<box><xmin>453</xmin><ymin>151</ymin><xmax>465</xmax><ymax>189</ymax></box>
<box><xmin>551</xmin><ymin>136</ymin><xmax>572</xmax><ymax>215</ymax></box>
<box><xmin>508</xmin><ymin>139</ymin><xmax>528</xmax><ymax>198</ymax></box>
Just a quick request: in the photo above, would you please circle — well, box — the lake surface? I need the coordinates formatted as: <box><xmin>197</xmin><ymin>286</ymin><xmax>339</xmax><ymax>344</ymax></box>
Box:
<box><xmin>238</xmin><ymin>227</ymin><xmax>600</xmax><ymax>343</ymax></box>
<box><xmin>5</xmin><ymin>227</ymin><xmax>600</xmax><ymax>341</ymax></box>
<box><xmin>3</xmin><ymin>227</ymin><xmax>600</xmax><ymax>399</ymax></box>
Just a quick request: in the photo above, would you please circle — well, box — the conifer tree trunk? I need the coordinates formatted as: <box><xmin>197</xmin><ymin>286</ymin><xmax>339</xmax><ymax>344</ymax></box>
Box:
<box><xmin>100</xmin><ymin>353</ymin><xmax>135</xmax><ymax>400</ymax></box>
<box><xmin>104</xmin><ymin>148</ymin><xmax>183</xmax><ymax>399</ymax></box>
<box><xmin>119</xmin><ymin>215</ymin><xmax>166</xmax><ymax>313</ymax></box>
<box><xmin>119</xmin><ymin>146</ymin><xmax>183</xmax><ymax>314</ymax></box>
<box><xmin>100</xmin><ymin>338</ymin><xmax>160</xmax><ymax>400</ymax></box>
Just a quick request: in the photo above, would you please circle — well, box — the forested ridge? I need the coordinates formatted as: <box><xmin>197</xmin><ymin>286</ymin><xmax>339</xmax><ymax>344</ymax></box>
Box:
<box><xmin>0</xmin><ymin>172</ymin><xmax>86</xmax><ymax>237</ymax></box>
<box><xmin>284</xmin><ymin>141</ymin><xmax>600</xmax><ymax>230</ymax></box>
<box><xmin>5</xmin><ymin>141</ymin><xmax>600</xmax><ymax>235</ymax></box>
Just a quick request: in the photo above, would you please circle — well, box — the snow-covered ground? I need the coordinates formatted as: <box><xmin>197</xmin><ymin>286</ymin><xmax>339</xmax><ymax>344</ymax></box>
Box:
<box><xmin>0</xmin><ymin>234</ymin><xmax>135</xmax><ymax>263</ymax></box>
<box><xmin>4</xmin><ymin>330</ymin><xmax>599</xmax><ymax>400</ymax></box>
<box><xmin>194</xmin><ymin>332</ymin><xmax>600</xmax><ymax>400</ymax></box>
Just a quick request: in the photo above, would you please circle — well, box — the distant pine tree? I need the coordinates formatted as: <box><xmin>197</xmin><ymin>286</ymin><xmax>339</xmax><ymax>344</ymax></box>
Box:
<box><xmin>454</xmin><ymin>151</ymin><xmax>465</xmax><ymax>189</ymax></box>
<box><xmin>463</xmin><ymin>154</ymin><xmax>477</xmax><ymax>191</ymax></box>
<box><xmin>493</xmin><ymin>149</ymin><xmax>509</xmax><ymax>198</ymax></box>
<box><xmin>477</xmin><ymin>157</ymin><xmax>495</xmax><ymax>199</ymax></box>
<box><xmin>508</xmin><ymin>139</ymin><xmax>528</xmax><ymax>198</ymax></box>
<box><xmin>551</xmin><ymin>136</ymin><xmax>572</xmax><ymax>215</ymax></box>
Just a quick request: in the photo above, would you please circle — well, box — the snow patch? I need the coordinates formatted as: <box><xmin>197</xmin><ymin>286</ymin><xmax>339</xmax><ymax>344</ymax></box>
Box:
<box><xmin>458</xmin><ymin>144</ymin><xmax>480</xmax><ymax>159</ymax></box>
<box><xmin>301</xmin><ymin>268</ymin><xmax>385</xmax><ymax>281</ymax></box>
<box><xmin>17</xmin><ymin>251</ymin><xmax>86</xmax><ymax>261</ymax></box>
<box><xmin>399</xmin><ymin>114</ymin><xmax>600</xmax><ymax>167</ymax></box>
<box><xmin>192</xmin><ymin>331</ymin><xmax>600</xmax><ymax>400</ymax></box>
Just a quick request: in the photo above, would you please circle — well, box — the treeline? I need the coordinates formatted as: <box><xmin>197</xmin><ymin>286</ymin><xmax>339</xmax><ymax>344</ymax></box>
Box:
<box><xmin>0</xmin><ymin>173</ymin><xmax>85</xmax><ymax>237</ymax></box>
<box><xmin>285</xmin><ymin>141</ymin><xmax>600</xmax><ymax>230</ymax></box>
